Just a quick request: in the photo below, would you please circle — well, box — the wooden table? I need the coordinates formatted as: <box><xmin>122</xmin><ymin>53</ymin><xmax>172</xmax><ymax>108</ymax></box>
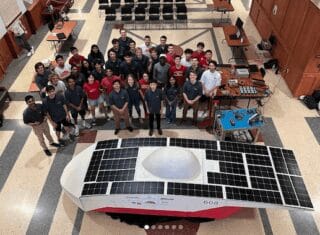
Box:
<box><xmin>209</xmin><ymin>0</ymin><xmax>234</xmax><ymax>23</ymax></box>
<box><xmin>46</xmin><ymin>20</ymin><xmax>77</xmax><ymax>53</ymax></box>
<box><xmin>223</xmin><ymin>25</ymin><xmax>250</xmax><ymax>62</ymax></box>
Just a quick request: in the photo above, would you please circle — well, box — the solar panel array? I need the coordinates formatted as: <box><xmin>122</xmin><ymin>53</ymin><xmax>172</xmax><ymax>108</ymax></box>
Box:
<box><xmin>80</xmin><ymin>138</ymin><xmax>313</xmax><ymax>210</ymax></box>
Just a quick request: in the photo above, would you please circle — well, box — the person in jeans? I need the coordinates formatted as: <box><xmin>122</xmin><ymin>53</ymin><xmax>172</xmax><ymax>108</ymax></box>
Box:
<box><xmin>43</xmin><ymin>86</ymin><xmax>73</xmax><ymax>145</ymax></box>
<box><xmin>23</xmin><ymin>95</ymin><xmax>60</xmax><ymax>156</ymax></box>
<box><xmin>109</xmin><ymin>80</ymin><xmax>133</xmax><ymax>135</ymax></box>
<box><xmin>126</xmin><ymin>74</ymin><xmax>143</xmax><ymax>123</ymax></box>
<box><xmin>181</xmin><ymin>71</ymin><xmax>202</xmax><ymax>125</ymax></box>
<box><xmin>164</xmin><ymin>77</ymin><xmax>180</xmax><ymax>124</ymax></box>
<box><xmin>145</xmin><ymin>80</ymin><xmax>163</xmax><ymax>136</ymax></box>
<box><xmin>10</xmin><ymin>19</ymin><xmax>34</xmax><ymax>56</ymax></box>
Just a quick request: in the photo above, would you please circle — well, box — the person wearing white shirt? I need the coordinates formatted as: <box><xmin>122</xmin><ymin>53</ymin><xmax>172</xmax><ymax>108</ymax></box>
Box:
<box><xmin>9</xmin><ymin>19</ymin><xmax>34</xmax><ymax>56</ymax></box>
<box><xmin>181</xmin><ymin>48</ymin><xmax>193</xmax><ymax>67</ymax></box>
<box><xmin>200</xmin><ymin>60</ymin><xmax>221</xmax><ymax>117</ymax></box>
<box><xmin>200</xmin><ymin>60</ymin><xmax>221</xmax><ymax>97</ymax></box>
<box><xmin>139</xmin><ymin>35</ymin><xmax>155</xmax><ymax>57</ymax></box>
<box><xmin>48</xmin><ymin>73</ymin><xmax>67</xmax><ymax>97</ymax></box>
<box><xmin>54</xmin><ymin>55</ymin><xmax>71</xmax><ymax>81</ymax></box>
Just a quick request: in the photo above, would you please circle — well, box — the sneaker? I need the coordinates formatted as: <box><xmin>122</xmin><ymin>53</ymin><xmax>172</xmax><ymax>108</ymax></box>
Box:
<box><xmin>44</xmin><ymin>149</ymin><xmax>52</xmax><ymax>156</ymax></box>
<box><xmin>127</xmin><ymin>126</ymin><xmax>133</xmax><ymax>132</ymax></box>
<box><xmin>27</xmin><ymin>51</ymin><xmax>32</xmax><ymax>57</ymax></box>
<box><xmin>105</xmin><ymin>113</ymin><xmax>110</xmax><ymax>120</ymax></box>
<box><xmin>74</xmin><ymin>125</ymin><xmax>80</xmax><ymax>137</ymax></box>
<box><xmin>31</xmin><ymin>46</ymin><xmax>35</xmax><ymax>54</ymax></box>
<box><xmin>62</xmin><ymin>132</ymin><xmax>70</xmax><ymax>141</ymax></box>
<box><xmin>158</xmin><ymin>128</ymin><xmax>163</xmax><ymax>135</ymax></box>
<box><xmin>82</xmin><ymin>120</ymin><xmax>92</xmax><ymax>129</ymax></box>
<box><xmin>50</xmin><ymin>142</ymin><xmax>61</xmax><ymax>148</ymax></box>
<box><xmin>91</xmin><ymin>119</ymin><xmax>96</xmax><ymax>126</ymax></box>
<box><xmin>114</xmin><ymin>129</ymin><xmax>120</xmax><ymax>135</ymax></box>
<box><xmin>149</xmin><ymin>129</ymin><xmax>153</xmax><ymax>136</ymax></box>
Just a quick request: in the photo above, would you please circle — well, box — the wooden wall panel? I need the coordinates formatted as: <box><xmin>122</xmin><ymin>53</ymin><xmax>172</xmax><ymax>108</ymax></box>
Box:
<box><xmin>280</xmin><ymin>0</ymin><xmax>309</xmax><ymax>51</ymax></box>
<box><xmin>0</xmin><ymin>35</ymin><xmax>14</xmax><ymax>80</ymax></box>
<box><xmin>291</xmin><ymin>3</ymin><xmax>320</xmax><ymax>71</ymax></box>
<box><xmin>26</xmin><ymin>0</ymin><xmax>46</xmax><ymax>33</ymax></box>
<box><xmin>250</xmin><ymin>0</ymin><xmax>260</xmax><ymax>23</ymax></box>
<box><xmin>270</xmin><ymin>0</ymin><xmax>290</xmax><ymax>33</ymax></box>
<box><xmin>255</xmin><ymin>9</ymin><xmax>272</xmax><ymax>39</ymax></box>
<box><xmin>260</xmin><ymin>0</ymin><xmax>274</xmax><ymax>16</ymax></box>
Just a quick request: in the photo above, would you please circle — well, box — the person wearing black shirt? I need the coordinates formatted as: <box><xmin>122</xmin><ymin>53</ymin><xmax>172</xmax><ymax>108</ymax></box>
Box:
<box><xmin>81</xmin><ymin>59</ymin><xmax>93</xmax><ymax>79</ymax></box>
<box><xmin>145</xmin><ymin>80</ymin><xmax>163</xmax><ymax>136</ymax></box>
<box><xmin>107</xmin><ymin>38</ymin><xmax>121</xmax><ymax>60</ymax></box>
<box><xmin>43</xmin><ymin>85</ymin><xmax>73</xmax><ymax>145</ymax></box>
<box><xmin>109</xmin><ymin>80</ymin><xmax>133</xmax><ymax>135</ymax></box>
<box><xmin>65</xmin><ymin>77</ymin><xmax>91</xmax><ymax>134</ymax></box>
<box><xmin>164</xmin><ymin>77</ymin><xmax>180</xmax><ymax>124</ymax></box>
<box><xmin>23</xmin><ymin>95</ymin><xmax>60</xmax><ymax>156</ymax></box>
<box><xmin>34</xmin><ymin>62</ymin><xmax>51</xmax><ymax>98</ymax></box>
<box><xmin>105</xmin><ymin>50</ymin><xmax>121</xmax><ymax>76</ymax></box>
<box><xmin>182</xmin><ymin>71</ymin><xmax>202</xmax><ymax>125</ymax></box>
<box><xmin>88</xmin><ymin>44</ymin><xmax>105</xmax><ymax>67</ymax></box>
<box><xmin>118</xmin><ymin>29</ymin><xmax>133</xmax><ymax>59</ymax></box>
<box><xmin>92</xmin><ymin>61</ymin><xmax>105</xmax><ymax>82</ymax></box>
<box><xmin>155</xmin><ymin>35</ymin><xmax>168</xmax><ymax>56</ymax></box>
<box><xmin>120</xmin><ymin>52</ymin><xmax>141</xmax><ymax>81</ymax></box>
<box><xmin>133</xmin><ymin>47</ymin><xmax>149</xmax><ymax>74</ymax></box>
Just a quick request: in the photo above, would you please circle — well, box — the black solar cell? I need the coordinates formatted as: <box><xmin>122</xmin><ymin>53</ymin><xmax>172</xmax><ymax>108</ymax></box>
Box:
<box><xmin>219</xmin><ymin>161</ymin><xmax>246</xmax><ymax>175</ymax></box>
<box><xmin>248</xmin><ymin>165</ymin><xmax>275</xmax><ymax>178</ymax></box>
<box><xmin>82</xmin><ymin>182</ymin><xmax>108</xmax><ymax>196</ymax></box>
<box><xmin>277</xmin><ymin>174</ymin><xmax>299</xmax><ymax>206</ymax></box>
<box><xmin>170</xmin><ymin>138</ymin><xmax>217</xmax><ymax>149</ymax></box>
<box><xmin>270</xmin><ymin>148</ymin><xmax>289</xmax><ymax>174</ymax></box>
<box><xmin>282</xmin><ymin>149</ymin><xmax>301</xmax><ymax>176</ymax></box>
<box><xmin>207</xmin><ymin>172</ymin><xmax>248</xmax><ymax>187</ymax></box>
<box><xmin>96</xmin><ymin>169</ymin><xmax>135</xmax><ymax>182</ymax></box>
<box><xmin>96</xmin><ymin>139</ymin><xmax>118</xmax><ymax>150</ymax></box>
<box><xmin>206</xmin><ymin>149</ymin><xmax>243</xmax><ymax>163</ymax></box>
<box><xmin>220</xmin><ymin>142</ymin><xmax>269</xmax><ymax>155</ymax></box>
<box><xmin>226</xmin><ymin>187</ymin><xmax>282</xmax><ymax>204</ymax></box>
<box><xmin>245</xmin><ymin>153</ymin><xmax>272</xmax><ymax>166</ymax></box>
<box><xmin>167</xmin><ymin>182</ymin><xmax>223</xmax><ymax>198</ymax></box>
<box><xmin>250</xmin><ymin>177</ymin><xmax>279</xmax><ymax>191</ymax></box>
<box><xmin>110</xmin><ymin>181</ymin><xmax>165</xmax><ymax>194</ymax></box>
<box><xmin>121</xmin><ymin>138</ymin><xmax>167</xmax><ymax>147</ymax></box>
<box><xmin>290</xmin><ymin>176</ymin><xmax>313</xmax><ymax>208</ymax></box>
<box><xmin>103</xmin><ymin>148</ymin><xmax>139</xmax><ymax>160</ymax></box>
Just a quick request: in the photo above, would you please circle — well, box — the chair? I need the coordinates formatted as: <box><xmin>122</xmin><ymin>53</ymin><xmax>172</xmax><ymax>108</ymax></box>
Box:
<box><xmin>105</xmin><ymin>6</ymin><xmax>116</xmax><ymax>23</ymax></box>
<box><xmin>134</xmin><ymin>7</ymin><xmax>146</xmax><ymax>29</ymax></box>
<box><xmin>176</xmin><ymin>4</ymin><xmax>187</xmax><ymax>28</ymax></box>
<box><xmin>162</xmin><ymin>5</ymin><xmax>174</xmax><ymax>28</ymax></box>
<box><xmin>149</xmin><ymin>7</ymin><xmax>160</xmax><ymax>29</ymax></box>
<box><xmin>163</xmin><ymin>0</ymin><xmax>173</xmax><ymax>7</ymax></box>
<box><xmin>175</xmin><ymin>0</ymin><xmax>185</xmax><ymax>6</ymax></box>
<box><xmin>124</xmin><ymin>0</ymin><xmax>135</xmax><ymax>8</ymax></box>
<box><xmin>111</xmin><ymin>0</ymin><xmax>121</xmax><ymax>9</ymax></box>
<box><xmin>150</xmin><ymin>0</ymin><xmax>160</xmax><ymax>8</ymax></box>
<box><xmin>137</xmin><ymin>0</ymin><xmax>148</xmax><ymax>8</ymax></box>
<box><xmin>98</xmin><ymin>0</ymin><xmax>109</xmax><ymax>17</ymax></box>
<box><xmin>121</xmin><ymin>6</ymin><xmax>133</xmax><ymax>22</ymax></box>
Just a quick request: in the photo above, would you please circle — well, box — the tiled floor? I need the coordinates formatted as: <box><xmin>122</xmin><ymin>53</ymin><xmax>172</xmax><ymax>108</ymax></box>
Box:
<box><xmin>0</xmin><ymin>0</ymin><xmax>320</xmax><ymax>234</ymax></box>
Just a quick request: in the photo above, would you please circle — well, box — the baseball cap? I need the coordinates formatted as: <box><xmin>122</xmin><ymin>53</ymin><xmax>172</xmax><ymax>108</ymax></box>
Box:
<box><xmin>159</xmin><ymin>54</ymin><xmax>166</xmax><ymax>58</ymax></box>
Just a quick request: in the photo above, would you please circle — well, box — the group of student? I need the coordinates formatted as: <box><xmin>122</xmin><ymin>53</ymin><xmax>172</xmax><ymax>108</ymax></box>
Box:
<box><xmin>23</xmin><ymin>29</ymin><xmax>222</xmax><ymax>156</ymax></box>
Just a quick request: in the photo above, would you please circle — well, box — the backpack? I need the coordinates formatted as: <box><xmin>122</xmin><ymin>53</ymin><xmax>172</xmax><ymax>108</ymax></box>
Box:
<box><xmin>303</xmin><ymin>96</ymin><xmax>318</xmax><ymax>110</ymax></box>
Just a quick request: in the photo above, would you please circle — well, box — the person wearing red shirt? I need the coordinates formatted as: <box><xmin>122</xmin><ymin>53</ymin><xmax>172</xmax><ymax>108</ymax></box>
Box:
<box><xmin>192</xmin><ymin>42</ymin><xmax>205</xmax><ymax>62</ymax></box>
<box><xmin>139</xmin><ymin>72</ymin><xmax>150</xmax><ymax>118</ymax></box>
<box><xmin>101</xmin><ymin>69</ymin><xmax>120</xmax><ymax>109</ymax></box>
<box><xmin>83</xmin><ymin>74</ymin><xmax>108</xmax><ymax>125</ymax></box>
<box><xmin>166</xmin><ymin>44</ymin><xmax>176</xmax><ymax>66</ymax></box>
<box><xmin>69</xmin><ymin>47</ymin><xmax>85</xmax><ymax>69</ymax></box>
<box><xmin>199</xmin><ymin>50</ymin><xmax>213</xmax><ymax>69</ymax></box>
<box><xmin>169</xmin><ymin>55</ymin><xmax>187</xmax><ymax>88</ymax></box>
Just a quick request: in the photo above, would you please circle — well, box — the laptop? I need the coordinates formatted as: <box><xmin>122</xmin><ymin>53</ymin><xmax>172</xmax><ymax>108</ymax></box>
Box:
<box><xmin>56</xmin><ymin>32</ymin><xmax>66</xmax><ymax>40</ymax></box>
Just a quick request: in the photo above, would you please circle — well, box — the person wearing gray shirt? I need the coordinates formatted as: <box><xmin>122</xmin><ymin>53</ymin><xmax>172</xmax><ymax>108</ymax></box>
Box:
<box><xmin>153</xmin><ymin>54</ymin><xmax>170</xmax><ymax>88</ymax></box>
